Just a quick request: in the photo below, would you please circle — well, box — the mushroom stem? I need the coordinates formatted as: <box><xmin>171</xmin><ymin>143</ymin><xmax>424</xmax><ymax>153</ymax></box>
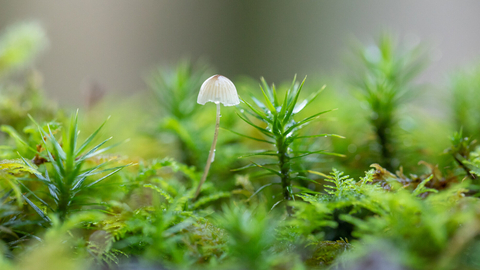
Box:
<box><xmin>194</xmin><ymin>102</ymin><xmax>221</xmax><ymax>199</ymax></box>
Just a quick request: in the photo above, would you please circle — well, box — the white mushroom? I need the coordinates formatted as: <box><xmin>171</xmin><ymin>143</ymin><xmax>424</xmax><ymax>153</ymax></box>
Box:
<box><xmin>194</xmin><ymin>74</ymin><xmax>239</xmax><ymax>199</ymax></box>
<box><xmin>197</xmin><ymin>75</ymin><xmax>240</xmax><ymax>106</ymax></box>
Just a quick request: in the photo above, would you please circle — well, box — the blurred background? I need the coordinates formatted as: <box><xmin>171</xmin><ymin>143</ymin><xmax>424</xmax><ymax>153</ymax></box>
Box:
<box><xmin>1</xmin><ymin>0</ymin><xmax>480</xmax><ymax>106</ymax></box>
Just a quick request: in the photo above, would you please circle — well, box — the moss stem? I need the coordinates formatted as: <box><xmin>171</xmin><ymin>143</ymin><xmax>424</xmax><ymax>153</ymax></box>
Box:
<box><xmin>277</xmin><ymin>136</ymin><xmax>293</xmax><ymax>216</ymax></box>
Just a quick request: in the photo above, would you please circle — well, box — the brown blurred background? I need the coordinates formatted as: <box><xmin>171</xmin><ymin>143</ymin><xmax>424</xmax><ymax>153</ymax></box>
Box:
<box><xmin>1</xmin><ymin>1</ymin><xmax>480</xmax><ymax>105</ymax></box>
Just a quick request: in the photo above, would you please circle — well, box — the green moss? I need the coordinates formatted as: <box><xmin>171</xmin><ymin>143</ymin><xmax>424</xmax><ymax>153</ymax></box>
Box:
<box><xmin>1</xmin><ymin>22</ymin><xmax>480</xmax><ymax>270</ymax></box>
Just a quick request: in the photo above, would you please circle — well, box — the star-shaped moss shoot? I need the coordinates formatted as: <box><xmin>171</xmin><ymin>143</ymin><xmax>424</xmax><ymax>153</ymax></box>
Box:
<box><xmin>194</xmin><ymin>75</ymin><xmax>239</xmax><ymax>199</ymax></box>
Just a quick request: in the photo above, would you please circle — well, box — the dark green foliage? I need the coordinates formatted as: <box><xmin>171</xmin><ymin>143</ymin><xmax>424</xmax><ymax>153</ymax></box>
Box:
<box><xmin>348</xmin><ymin>33</ymin><xmax>428</xmax><ymax>170</ymax></box>
<box><xmin>235</xmin><ymin>76</ymin><xmax>342</xmax><ymax>213</ymax></box>
<box><xmin>214</xmin><ymin>204</ymin><xmax>277</xmax><ymax>270</ymax></box>
<box><xmin>147</xmin><ymin>59</ymin><xmax>212</xmax><ymax>166</ymax></box>
<box><xmin>446</xmin><ymin>129</ymin><xmax>477</xmax><ymax>179</ymax></box>
<box><xmin>92</xmin><ymin>158</ymin><xmax>237</xmax><ymax>267</ymax></box>
<box><xmin>148</xmin><ymin>59</ymin><xmax>211</xmax><ymax>121</ymax></box>
<box><xmin>291</xmin><ymin>169</ymin><xmax>379</xmax><ymax>240</ymax></box>
<box><xmin>339</xmin><ymin>182</ymin><xmax>480</xmax><ymax>270</ymax></box>
<box><xmin>468</xmin><ymin>148</ymin><xmax>480</xmax><ymax>178</ymax></box>
<box><xmin>305</xmin><ymin>240</ymin><xmax>350</xmax><ymax>267</ymax></box>
<box><xmin>0</xmin><ymin>189</ymin><xmax>32</xmax><ymax>255</ymax></box>
<box><xmin>290</xmin><ymin>167</ymin><xmax>480</xmax><ymax>270</ymax></box>
<box><xmin>450</xmin><ymin>64</ymin><xmax>480</xmax><ymax>139</ymax></box>
<box><xmin>12</xmin><ymin>112</ymin><xmax>129</xmax><ymax>223</ymax></box>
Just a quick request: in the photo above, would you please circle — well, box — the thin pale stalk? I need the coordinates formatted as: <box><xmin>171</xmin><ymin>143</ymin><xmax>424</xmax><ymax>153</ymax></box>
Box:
<box><xmin>194</xmin><ymin>102</ymin><xmax>221</xmax><ymax>199</ymax></box>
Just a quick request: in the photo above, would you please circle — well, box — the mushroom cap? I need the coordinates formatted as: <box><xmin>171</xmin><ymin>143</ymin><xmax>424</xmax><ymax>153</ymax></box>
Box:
<box><xmin>197</xmin><ymin>74</ymin><xmax>240</xmax><ymax>106</ymax></box>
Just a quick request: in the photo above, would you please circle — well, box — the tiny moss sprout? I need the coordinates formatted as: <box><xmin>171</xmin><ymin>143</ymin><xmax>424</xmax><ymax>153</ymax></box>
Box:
<box><xmin>194</xmin><ymin>74</ymin><xmax>240</xmax><ymax>199</ymax></box>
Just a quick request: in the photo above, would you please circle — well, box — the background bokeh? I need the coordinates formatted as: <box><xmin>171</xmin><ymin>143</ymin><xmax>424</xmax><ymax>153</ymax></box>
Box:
<box><xmin>1</xmin><ymin>1</ymin><xmax>480</xmax><ymax>106</ymax></box>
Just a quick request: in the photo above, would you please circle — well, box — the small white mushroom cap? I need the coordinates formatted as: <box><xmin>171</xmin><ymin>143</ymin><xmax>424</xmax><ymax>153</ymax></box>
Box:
<box><xmin>197</xmin><ymin>75</ymin><xmax>240</xmax><ymax>106</ymax></box>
